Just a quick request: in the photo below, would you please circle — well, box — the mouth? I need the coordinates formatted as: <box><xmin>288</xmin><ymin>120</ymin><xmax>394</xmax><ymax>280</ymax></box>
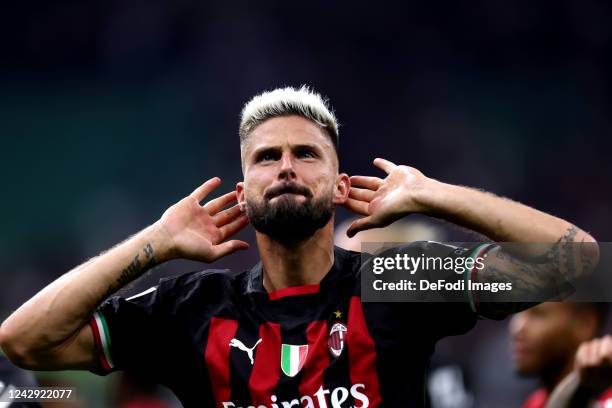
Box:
<box><xmin>269</xmin><ymin>192</ymin><xmax>307</xmax><ymax>202</ymax></box>
<box><xmin>274</xmin><ymin>192</ymin><xmax>304</xmax><ymax>196</ymax></box>
<box><xmin>265</xmin><ymin>184</ymin><xmax>312</xmax><ymax>200</ymax></box>
<box><xmin>511</xmin><ymin>342</ymin><xmax>530</xmax><ymax>358</ymax></box>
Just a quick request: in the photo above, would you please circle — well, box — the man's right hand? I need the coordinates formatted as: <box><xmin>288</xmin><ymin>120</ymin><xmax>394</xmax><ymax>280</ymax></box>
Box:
<box><xmin>158</xmin><ymin>177</ymin><xmax>250</xmax><ymax>263</ymax></box>
<box><xmin>0</xmin><ymin>177</ymin><xmax>250</xmax><ymax>371</ymax></box>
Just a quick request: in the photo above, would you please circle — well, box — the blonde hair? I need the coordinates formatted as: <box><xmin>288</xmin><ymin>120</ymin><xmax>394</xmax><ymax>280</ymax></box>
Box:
<box><xmin>239</xmin><ymin>86</ymin><xmax>339</xmax><ymax>167</ymax></box>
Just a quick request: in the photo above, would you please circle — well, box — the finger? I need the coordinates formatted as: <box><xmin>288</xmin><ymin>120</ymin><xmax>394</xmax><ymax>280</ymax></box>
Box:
<box><xmin>587</xmin><ymin>339</ymin><xmax>600</xmax><ymax>366</ymax></box>
<box><xmin>602</xmin><ymin>336</ymin><xmax>612</xmax><ymax>365</ymax></box>
<box><xmin>211</xmin><ymin>240</ymin><xmax>250</xmax><ymax>259</ymax></box>
<box><xmin>349</xmin><ymin>175</ymin><xmax>383</xmax><ymax>190</ymax></box>
<box><xmin>594</xmin><ymin>337</ymin><xmax>612</xmax><ymax>365</ymax></box>
<box><xmin>342</xmin><ymin>197</ymin><xmax>369</xmax><ymax>216</ymax></box>
<box><xmin>205</xmin><ymin>191</ymin><xmax>238</xmax><ymax>214</ymax></box>
<box><xmin>373</xmin><ymin>157</ymin><xmax>397</xmax><ymax>174</ymax></box>
<box><xmin>346</xmin><ymin>216</ymin><xmax>378</xmax><ymax>238</ymax></box>
<box><xmin>218</xmin><ymin>213</ymin><xmax>250</xmax><ymax>240</ymax></box>
<box><xmin>576</xmin><ymin>343</ymin><xmax>588</xmax><ymax>369</ymax></box>
<box><xmin>593</xmin><ymin>339</ymin><xmax>606</xmax><ymax>365</ymax></box>
<box><xmin>596</xmin><ymin>338</ymin><xmax>607</xmax><ymax>361</ymax></box>
<box><xmin>213</xmin><ymin>204</ymin><xmax>243</xmax><ymax>227</ymax></box>
<box><xmin>349</xmin><ymin>186</ymin><xmax>375</xmax><ymax>202</ymax></box>
<box><xmin>190</xmin><ymin>177</ymin><xmax>221</xmax><ymax>202</ymax></box>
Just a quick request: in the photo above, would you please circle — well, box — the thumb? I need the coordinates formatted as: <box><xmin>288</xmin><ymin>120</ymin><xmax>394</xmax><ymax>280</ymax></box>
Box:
<box><xmin>346</xmin><ymin>216</ymin><xmax>377</xmax><ymax>238</ymax></box>
<box><xmin>211</xmin><ymin>240</ymin><xmax>250</xmax><ymax>259</ymax></box>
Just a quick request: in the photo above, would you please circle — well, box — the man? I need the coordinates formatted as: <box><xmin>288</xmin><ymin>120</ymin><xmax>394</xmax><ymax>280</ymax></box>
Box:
<box><xmin>0</xmin><ymin>86</ymin><xmax>599</xmax><ymax>407</ymax></box>
<box><xmin>510</xmin><ymin>302</ymin><xmax>611</xmax><ymax>407</ymax></box>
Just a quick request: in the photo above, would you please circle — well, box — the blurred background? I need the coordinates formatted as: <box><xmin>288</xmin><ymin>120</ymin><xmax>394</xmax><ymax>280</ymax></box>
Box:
<box><xmin>0</xmin><ymin>0</ymin><xmax>610</xmax><ymax>406</ymax></box>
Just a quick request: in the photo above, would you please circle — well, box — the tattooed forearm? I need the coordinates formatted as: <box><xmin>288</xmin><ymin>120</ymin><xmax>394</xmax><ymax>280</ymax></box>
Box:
<box><xmin>143</xmin><ymin>243</ymin><xmax>156</xmax><ymax>267</ymax></box>
<box><xmin>556</xmin><ymin>225</ymin><xmax>578</xmax><ymax>281</ymax></box>
<box><xmin>477</xmin><ymin>225</ymin><xmax>597</xmax><ymax>319</ymax></box>
<box><xmin>116</xmin><ymin>253</ymin><xmax>141</xmax><ymax>288</ymax></box>
<box><xmin>580</xmin><ymin>236</ymin><xmax>595</xmax><ymax>272</ymax></box>
<box><xmin>99</xmin><ymin>242</ymin><xmax>158</xmax><ymax>301</ymax></box>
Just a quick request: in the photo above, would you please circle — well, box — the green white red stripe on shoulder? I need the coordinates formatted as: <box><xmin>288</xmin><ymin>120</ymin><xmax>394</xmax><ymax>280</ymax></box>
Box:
<box><xmin>465</xmin><ymin>243</ymin><xmax>496</xmax><ymax>316</ymax></box>
<box><xmin>90</xmin><ymin>311</ymin><xmax>114</xmax><ymax>372</ymax></box>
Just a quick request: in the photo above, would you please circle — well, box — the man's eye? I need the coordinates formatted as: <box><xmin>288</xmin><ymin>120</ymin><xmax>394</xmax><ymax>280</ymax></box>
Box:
<box><xmin>298</xmin><ymin>150</ymin><xmax>316</xmax><ymax>159</ymax></box>
<box><xmin>257</xmin><ymin>153</ymin><xmax>277</xmax><ymax>162</ymax></box>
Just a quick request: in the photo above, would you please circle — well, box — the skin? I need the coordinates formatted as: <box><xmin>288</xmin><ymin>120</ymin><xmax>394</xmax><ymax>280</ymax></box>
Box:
<box><xmin>509</xmin><ymin>303</ymin><xmax>595</xmax><ymax>390</ymax></box>
<box><xmin>510</xmin><ymin>303</ymin><xmax>612</xmax><ymax>398</ymax></box>
<box><xmin>575</xmin><ymin>334</ymin><xmax>612</xmax><ymax>389</ymax></box>
<box><xmin>236</xmin><ymin>116</ymin><xmax>350</xmax><ymax>291</ymax></box>
<box><xmin>0</xmin><ymin>113</ymin><xmax>599</xmax><ymax>374</ymax></box>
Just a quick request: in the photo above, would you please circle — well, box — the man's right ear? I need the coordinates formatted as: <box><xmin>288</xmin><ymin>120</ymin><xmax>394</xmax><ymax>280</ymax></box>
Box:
<box><xmin>236</xmin><ymin>182</ymin><xmax>246</xmax><ymax>212</ymax></box>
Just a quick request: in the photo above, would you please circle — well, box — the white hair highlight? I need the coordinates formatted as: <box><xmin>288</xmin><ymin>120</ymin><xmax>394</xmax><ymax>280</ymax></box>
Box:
<box><xmin>239</xmin><ymin>86</ymin><xmax>339</xmax><ymax>162</ymax></box>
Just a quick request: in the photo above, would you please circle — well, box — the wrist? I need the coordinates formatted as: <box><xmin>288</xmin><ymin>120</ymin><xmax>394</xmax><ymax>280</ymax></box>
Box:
<box><xmin>410</xmin><ymin>177</ymin><xmax>449</xmax><ymax>216</ymax></box>
<box><xmin>144</xmin><ymin>221</ymin><xmax>178</xmax><ymax>263</ymax></box>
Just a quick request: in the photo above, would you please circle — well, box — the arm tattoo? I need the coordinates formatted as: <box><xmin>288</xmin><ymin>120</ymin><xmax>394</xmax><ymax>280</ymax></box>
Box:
<box><xmin>99</xmin><ymin>243</ymin><xmax>158</xmax><ymax>301</ymax></box>
<box><xmin>555</xmin><ymin>225</ymin><xmax>578</xmax><ymax>281</ymax></box>
<box><xmin>477</xmin><ymin>225</ymin><xmax>591</xmax><ymax>319</ymax></box>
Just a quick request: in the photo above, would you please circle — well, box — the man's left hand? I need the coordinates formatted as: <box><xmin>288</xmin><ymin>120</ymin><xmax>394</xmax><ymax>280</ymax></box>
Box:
<box><xmin>343</xmin><ymin>158</ymin><xmax>429</xmax><ymax>238</ymax></box>
<box><xmin>575</xmin><ymin>335</ymin><xmax>612</xmax><ymax>390</ymax></box>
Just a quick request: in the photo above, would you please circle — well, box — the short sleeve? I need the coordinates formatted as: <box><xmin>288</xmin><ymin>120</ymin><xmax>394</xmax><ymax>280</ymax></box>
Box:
<box><xmin>376</xmin><ymin>241</ymin><xmax>496</xmax><ymax>340</ymax></box>
<box><xmin>88</xmin><ymin>285</ymin><xmax>176</xmax><ymax>378</ymax></box>
<box><xmin>427</xmin><ymin>241</ymin><xmax>498</xmax><ymax>338</ymax></box>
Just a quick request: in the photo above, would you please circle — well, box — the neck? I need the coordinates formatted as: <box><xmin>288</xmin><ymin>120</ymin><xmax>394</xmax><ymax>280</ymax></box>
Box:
<box><xmin>255</xmin><ymin>219</ymin><xmax>335</xmax><ymax>293</ymax></box>
<box><xmin>541</xmin><ymin>357</ymin><xmax>575</xmax><ymax>392</ymax></box>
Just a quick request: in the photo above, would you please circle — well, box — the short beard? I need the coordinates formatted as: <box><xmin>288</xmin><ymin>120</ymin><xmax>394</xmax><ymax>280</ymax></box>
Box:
<box><xmin>246</xmin><ymin>187</ymin><xmax>334</xmax><ymax>243</ymax></box>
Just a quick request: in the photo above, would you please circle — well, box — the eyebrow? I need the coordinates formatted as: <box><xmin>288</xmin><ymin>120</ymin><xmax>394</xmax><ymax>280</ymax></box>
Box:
<box><xmin>250</xmin><ymin>143</ymin><xmax>323</xmax><ymax>161</ymax></box>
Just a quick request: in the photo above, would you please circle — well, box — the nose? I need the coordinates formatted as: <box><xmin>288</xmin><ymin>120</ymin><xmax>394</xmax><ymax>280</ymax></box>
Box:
<box><xmin>278</xmin><ymin>152</ymin><xmax>296</xmax><ymax>181</ymax></box>
<box><xmin>509</xmin><ymin>313</ymin><xmax>527</xmax><ymax>338</ymax></box>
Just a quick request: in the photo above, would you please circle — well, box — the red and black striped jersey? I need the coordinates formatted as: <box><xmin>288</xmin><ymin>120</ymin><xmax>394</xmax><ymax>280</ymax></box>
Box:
<box><xmin>89</xmin><ymin>242</ymin><xmax>485</xmax><ymax>407</ymax></box>
<box><xmin>522</xmin><ymin>387</ymin><xmax>612</xmax><ymax>408</ymax></box>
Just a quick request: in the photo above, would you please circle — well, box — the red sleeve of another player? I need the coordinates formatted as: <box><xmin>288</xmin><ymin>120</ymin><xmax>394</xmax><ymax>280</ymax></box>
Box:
<box><xmin>521</xmin><ymin>388</ymin><xmax>548</xmax><ymax>408</ymax></box>
<box><xmin>596</xmin><ymin>387</ymin><xmax>612</xmax><ymax>405</ymax></box>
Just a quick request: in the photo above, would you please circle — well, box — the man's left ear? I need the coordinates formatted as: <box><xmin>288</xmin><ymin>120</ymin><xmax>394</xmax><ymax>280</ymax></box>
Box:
<box><xmin>332</xmin><ymin>173</ymin><xmax>350</xmax><ymax>205</ymax></box>
<box><xmin>236</xmin><ymin>181</ymin><xmax>246</xmax><ymax>212</ymax></box>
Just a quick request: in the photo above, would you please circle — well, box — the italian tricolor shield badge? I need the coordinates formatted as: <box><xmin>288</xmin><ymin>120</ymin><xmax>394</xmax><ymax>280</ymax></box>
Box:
<box><xmin>280</xmin><ymin>344</ymin><xmax>308</xmax><ymax>377</ymax></box>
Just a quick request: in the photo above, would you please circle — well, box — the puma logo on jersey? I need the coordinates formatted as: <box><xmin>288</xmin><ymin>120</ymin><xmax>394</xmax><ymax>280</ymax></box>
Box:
<box><xmin>229</xmin><ymin>338</ymin><xmax>262</xmax><ymax>365</ymax></box>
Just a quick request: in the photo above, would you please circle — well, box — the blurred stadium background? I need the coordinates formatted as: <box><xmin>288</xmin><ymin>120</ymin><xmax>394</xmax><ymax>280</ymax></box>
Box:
<box><xmin>0</xmin><ymin>1</ymin><xmax>610</xmax><ymax>407</ymax></box>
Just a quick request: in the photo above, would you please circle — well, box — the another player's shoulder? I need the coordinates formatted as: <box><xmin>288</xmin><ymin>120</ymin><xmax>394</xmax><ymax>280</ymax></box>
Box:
<box><xmin>521</xmin><ymin>388</ymin><xmax>548</xmax><ymax>408</ymax></box>
<box><xmin>596</xmin><ymin>387</ymin><xmax>612</xmax><ymax>405</ymax></box>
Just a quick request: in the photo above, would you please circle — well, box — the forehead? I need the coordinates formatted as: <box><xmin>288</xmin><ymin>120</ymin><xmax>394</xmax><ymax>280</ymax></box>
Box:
<box><xmin>530</xmin><ymin>302</ymin><xmax>570</xmax><ymax>316</ymax></box>
<box><xmin>244</xmin><ymin>115</ymin><xmax>334</xmax><ymax>156</ymax></box>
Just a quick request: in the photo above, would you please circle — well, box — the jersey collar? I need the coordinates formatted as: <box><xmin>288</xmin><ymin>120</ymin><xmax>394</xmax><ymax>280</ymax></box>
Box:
<box><xmin>243</xmin><ymin>245</ymin><xmax>359</xmax><ymax>300</ymax></box>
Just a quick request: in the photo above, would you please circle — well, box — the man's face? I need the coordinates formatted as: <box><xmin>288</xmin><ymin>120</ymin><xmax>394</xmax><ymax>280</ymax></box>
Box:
<box><xmin>237</xmin><ymin>115</ymin><xmax>349</xmax><ymax>242</ymax></box>
<box><xmin>509</xmin><ymin>303</ymin><xmax>582</xmax><ymax>376</ymax></box>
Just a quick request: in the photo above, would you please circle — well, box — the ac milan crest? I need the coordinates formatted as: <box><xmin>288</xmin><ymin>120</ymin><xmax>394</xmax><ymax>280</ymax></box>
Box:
<box><xmin>328</xmin><ymin>322</ymin><xmax>347</xmax><ymax>358</ymax></box>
